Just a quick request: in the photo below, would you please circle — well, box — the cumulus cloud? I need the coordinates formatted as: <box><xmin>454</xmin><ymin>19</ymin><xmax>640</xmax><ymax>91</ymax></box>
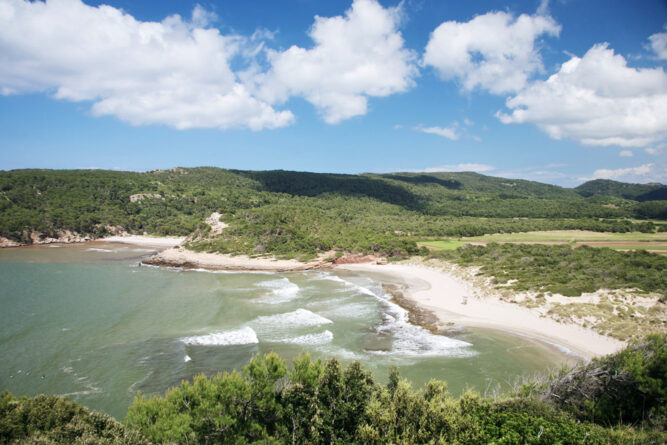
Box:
<box><xmin>0</xmin><ymin>0</ymin><xmax>294</xmax><ymax>130</ymax></box>
<box><xmin>251</xmin><ymin>0</ymin><xmax>418</xmax><ymax>123</ymax></box>
<box><xmin>497</xmin><ymin>44</ymin><xmax>667</xmax><ymax>147</ymax></box>
<box><xmin>619</xmin><ymin>150</ymin><xmax>634</xmax><ymax>157</ymax></box>
<box><xmin>416</xmin><ymin>124</ymin><xmax>460</xmax><ymax>140</ymax></box>
<box><xmin>648</xmin><ymin>28</ymin><xmax>667</xmax><ymax>60</ymax></box>
<box><xmin>422</xmin><ymin>10</ymin><xmax>560</xmax><ymax>94</ymax></box>
<box><xmin>420</xmin><ymin>163</ymin><xmax>495</xmax><ymax>173</ymax></box>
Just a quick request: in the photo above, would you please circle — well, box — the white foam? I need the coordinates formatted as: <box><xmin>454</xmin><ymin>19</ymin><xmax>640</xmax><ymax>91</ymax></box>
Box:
<box><xmin>256</xmin><ymin>278</ymin><xmax>300</xmax><ymax>304</ymax></box>
<box><xmin>86</xmin><ymin>248</ymin><xmax>113</xmax><ymax>253</ymax></box>
<box><xmin>252</xmin><ymin>309</ymin><xmax>333</xmax><ymax>329</ymax></box>
<box><xmin>181</xmin><ymin>326</ymin><xmax>259</xmax><ymax>346</ymax></box>
<box><xmin>324</xmin><ymin>274</ymin><xmax>378</xmax><ymax>296</ymax></box>
<box><xmin>321</xmin><ymin>302</ymin><xmax>374</xmax><ymax>319</ymax></box>
<box><xmin>320</xmin><ymin>274</ymin><xmax>347</xmax><ymax>284</ymax></box>
<box><xmin>183</xmin><ymin>268</ymin><xmax>272</xmax><ymax>275</ymax></box>
<box><xmin>274</xmin><ymin>330</ymin><xmax>334</xmax><ymax>345</ymax></box>
<box><xmin>184</xmin><ymin>355</ymin><xmax>192</xmax><ymax>362</ymax></box>
<box><xmin>187</xmin><ymin>268</ymin><xmax>233</xmax><ymax>274</ymax></box>
<box><xmin>369</xmin><ymin>290</ymin><xmax>474</xmax><ymax>358</ymax></box>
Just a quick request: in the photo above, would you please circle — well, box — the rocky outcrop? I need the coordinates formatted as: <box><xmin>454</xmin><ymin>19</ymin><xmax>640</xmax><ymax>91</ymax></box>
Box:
<box><xmin>333</xmin><ymin>254</ymin><xmax>382</xmax><ymax>265</ymax></box>
<box><xmin>142</xmin><ymin>248</ymin><xmax>332</xmax><ymax>272</ymax></box>
<box><xmin>0</xmin><ymin>237</ymin><xmax>21</xmax><ymax>248</ymax></box>
<box><xmin>129</xmin><ymin>193</ymin><xmax>163</xmax><ymax>203</ymax></box>
<box><xmin>1</xmin><ymin>230</ymin><xmax>91</xmax><ymax>248</ymax></box>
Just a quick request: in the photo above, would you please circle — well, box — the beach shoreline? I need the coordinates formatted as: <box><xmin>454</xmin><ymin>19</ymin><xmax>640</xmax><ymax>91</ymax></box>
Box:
<box><xmin>101</xmin><ymin>235</ymin><xmax>185</xmax><ymax>248</ymax></box>
<box><xmin>2</xmin><ymin>234</ymin><xmax>627</xmax><ymax>359</ymax></box>
<box><xmin>137</xmin><ymin>245</ymin><xmax>627</xmax><ymax>359</ymax></box>
<box><xmin>336</xmin><ymin>263</ymin><xmax>626</xmax><ymax>360</ymax></box>
<box><xmin>0</xmin><ymin>233</ymin><xmax>186</xmax><ymax>249</ymax></box>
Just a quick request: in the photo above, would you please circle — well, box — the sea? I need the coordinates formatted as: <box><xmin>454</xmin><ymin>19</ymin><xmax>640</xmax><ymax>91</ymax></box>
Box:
<box><xmin>0</xmin><ymin>242</ymin><xmax>577</xmax><ymax>420</ymax></box>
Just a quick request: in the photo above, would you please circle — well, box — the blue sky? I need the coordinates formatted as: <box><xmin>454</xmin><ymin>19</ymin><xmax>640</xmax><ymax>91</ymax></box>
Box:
<box><xmin>0</xmin><ymin>0</ymin><xmax>665</xmax><ymax>186</ymax></box>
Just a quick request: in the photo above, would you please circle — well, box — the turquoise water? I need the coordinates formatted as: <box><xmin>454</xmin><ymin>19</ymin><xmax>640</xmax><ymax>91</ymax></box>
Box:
<box><xmin>0</xmin><ymin>243</ymin><xmax>576</xmax><ymax>419</ymax></box>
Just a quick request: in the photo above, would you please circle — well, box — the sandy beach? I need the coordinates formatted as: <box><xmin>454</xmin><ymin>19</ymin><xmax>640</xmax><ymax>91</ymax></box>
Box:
<box><xmin>142</xmin><ymin>246</ymin><xmax>328</xmax><ymax>271</ymax></box>
<box><xmin>337</xmin><ymin>262</ymin><xmax>626</xmax><ymax>360</ymax></box>
<box><xmin>102</xmin><ymin>235</ymin><xmax>186</xmax><ymax>248</ymax></box>
<box><xmin>139</xmin><ymin>243</ymin><xmax>626</xmax><ymax>359</ymax></box>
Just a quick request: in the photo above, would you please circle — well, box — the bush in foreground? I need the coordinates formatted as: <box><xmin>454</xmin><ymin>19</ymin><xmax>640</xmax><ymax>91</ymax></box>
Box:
<box><xmin>0</xmin><ymin>392</ymin><xmax>148</xmax><ymax>444</ymax></box>
<box><xmin>126</xmin><ymin>344</ymin><xmax>666</xmax><ymax>444</ymax></box>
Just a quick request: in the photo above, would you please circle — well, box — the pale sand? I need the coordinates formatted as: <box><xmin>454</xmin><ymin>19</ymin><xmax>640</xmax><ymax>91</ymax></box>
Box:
<box><xmin>143</xmin><ymin>247</ymin><xmax>326</xmax><ymax>271</ymax></box>
<box><xmin>101</xmin><ymin>235</ymin><xmax>186</xmax><ymax>248</ymax></box>
<box><xmin>337</xmin><ymin>263</ymin><xmax>626</xmax><ymax>360</ymax></box>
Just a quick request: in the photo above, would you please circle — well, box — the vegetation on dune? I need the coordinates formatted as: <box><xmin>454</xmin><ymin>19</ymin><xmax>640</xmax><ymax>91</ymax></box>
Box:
<box><xmin>1</xmin><ymin>168</ymin><xmax>664</xmax><ymax>258</ymax></box>
<box><xmin>431</xmin><ymin>243</ymin><xmax>667</xmax><ymax>297</ymax></box>
<box><xmin>541</xmin><ymin>334</ymin><xmax>667</xmax><ymax>429</ymax></box>
<box><xmin>2</xmin><ymin>336</ymin><xmax>665</xmax><ymax>444</ymax></box>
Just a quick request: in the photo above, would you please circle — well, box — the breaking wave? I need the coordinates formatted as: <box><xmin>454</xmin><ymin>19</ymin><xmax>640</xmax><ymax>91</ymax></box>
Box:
<box><xmin>273</xmin><ymin>330</ymin><xmax>334</xmax><ymax>345</ymax></box>
<box><xmin>181</xmin><ymin>326</ymin><xmax>259</xmax><ymax>346</ymax></box>
<box><xmin>252</xmin><ymin>308</ymin><xmax>332</xmax><ymax>329</ymax></box>
<box><xmin>256</xmin><ymin>277</ymin><xmax>300</xmax><ymax>304</ymax></box>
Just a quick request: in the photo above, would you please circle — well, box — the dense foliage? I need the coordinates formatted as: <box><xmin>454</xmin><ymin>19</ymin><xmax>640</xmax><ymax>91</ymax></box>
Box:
<box><xmin>3</xmin><ymin>337</ymin><xmax>665</xmax><ymax>444</ymax></box>
<box><xmin>125</xmin><ymin>348</ymin><xmax>665</xmax><ymax>444</ymax></box>
<box><xmin>432</xmin><ymin>243</ymin><xmax>667</xmax><ymax>297</ymax></box>
<box><xmin>1</xmin><ymin>168</ymin><xmax>663</xmax><ymax>257</ymax></box>
<box><xmin>0</xmin><ymin>392</ymin><xmax>148</xmax><ymax>444</ymax></box>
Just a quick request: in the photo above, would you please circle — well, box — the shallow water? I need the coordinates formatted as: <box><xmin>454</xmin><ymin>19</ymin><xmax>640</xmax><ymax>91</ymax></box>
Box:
<box><xmin>0</xmin><ymin>243</ymin><xmax>577</xmax><ymax>419</ymax></box>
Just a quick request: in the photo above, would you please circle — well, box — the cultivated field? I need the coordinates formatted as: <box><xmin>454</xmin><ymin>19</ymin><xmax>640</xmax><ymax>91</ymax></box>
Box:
<box><xmin>418</xmin><ymin>230</ymin><xmax>667</xmax><ymax>253</ymax></box>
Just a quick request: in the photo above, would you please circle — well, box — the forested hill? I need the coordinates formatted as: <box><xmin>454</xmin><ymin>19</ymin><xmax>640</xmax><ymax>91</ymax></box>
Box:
<box><xmin>1</xmin><ymin>167</ymin><xmax>665</xmax><ymax>256</ymax></box>
<box><xmin>576</xmin><ymin>178</ymin><xmax>667</xmax><ymax>201</ymax></box>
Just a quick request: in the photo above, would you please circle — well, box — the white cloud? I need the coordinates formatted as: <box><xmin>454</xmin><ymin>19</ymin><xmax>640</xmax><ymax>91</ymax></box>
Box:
<box><xmin>579</xmin><ymin>163</ymin><xmax>664</xmax><ymax>183</ymax></box>
<box><xmin>416</xmin><ymin>124</ymin><xmax>460</xmax><ymax>140</ymax></box>
<box><xmin>619</xmin><ymin>150</ymin><xmax>634</xmax><ymax>157</ymax></box>
<box><xmin>251</xmin><ymin>0</ymin><xmax>418</xmax><ymax>123</ymax></box>
<box><xmin>497</xmin><ymin>44</ymin><xmax>667</xmax><ymax>147</ymax></box>
<box><xmin>463</xmin><ymin>118</ymin><xmax>474</xmax><ymax>126</ymax></box>
<box><xmin>645</xmin><ymin>145</ymin><xmax>664</xmax><ymax>156</ymax></box>
<box><xmin>648</xmin><ymin>28</ymin><xmax>667</xmax><ymax>60</ymax></box>
<box><xmin>191</xmin><ymin>4</ymin><xmax>217</xmax><ymax>28</ymax></box>
<box><xmin>422</xmin><ymin>10</ymin><xmax>560</xmax><ymax>94</ymax></box>
<box><xmin>0</xmin><ymin>0</ymin><xmax>293</xmax><ymax>130</ymax></box>
<box><xmin>420</xmin><ymin>163</ymin><xmax>495</xmax><ymax>173</ymax></box>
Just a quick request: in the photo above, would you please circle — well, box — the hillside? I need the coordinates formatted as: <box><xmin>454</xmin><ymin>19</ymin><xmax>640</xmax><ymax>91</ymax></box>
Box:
<box><xmin>0</xmin><ymin>168</ymin><xmax>664</xmax><ymax>256</ymax></box>
<box><xmin>576</xmin><ymin>178</ymin><xmax>667</xmax><ymax>201</ymax></box>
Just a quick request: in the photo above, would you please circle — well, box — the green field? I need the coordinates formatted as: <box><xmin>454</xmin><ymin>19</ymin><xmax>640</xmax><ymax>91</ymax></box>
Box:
<box><xmin>461</xmin><ymin>230</ymin><xmax>667</xmax><ymax>243</ymax></box>
<box><xmin>418</xmin><ymin>230</ymin><xmax>667</xmax><ymax>252</ymax></box>
<box><xmin>416</xmin><ymin>240</ymin><xmax>465</xmax><ymax>250</ymax></box>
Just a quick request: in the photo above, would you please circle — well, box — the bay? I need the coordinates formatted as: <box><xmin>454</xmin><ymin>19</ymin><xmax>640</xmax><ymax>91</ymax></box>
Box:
<box><xmin>0</xmin><ymin>243</ymin><xmax>576</xmax><ymax>419</ymax></box>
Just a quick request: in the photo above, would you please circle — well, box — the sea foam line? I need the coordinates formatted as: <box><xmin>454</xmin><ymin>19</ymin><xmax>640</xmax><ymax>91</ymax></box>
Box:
<box><xmin>273</xmin><ymin>330</ymin><xmax>334</xmax><ymax>345</ymax></box>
